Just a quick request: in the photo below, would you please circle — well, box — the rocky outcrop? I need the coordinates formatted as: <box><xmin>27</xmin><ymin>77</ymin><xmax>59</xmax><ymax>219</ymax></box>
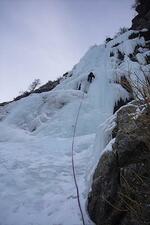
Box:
<box><xmin>31</xmin><ymin>79</ymin><xmax>60</xmax><ymax>94</ymax></box>
<box><xmin>88</xmin><ymin>102</ymin><xmax>150</xmax><ymax>225</ymax></box>
<box><xmin>0</xmin><ymin>78</ymin><xmax>61</xmax><ymax>107</ymax></box>
<box><xmin>132</xmin><ymin>0</ymin><xmax>150</xmax><ymax>30</ymax></box>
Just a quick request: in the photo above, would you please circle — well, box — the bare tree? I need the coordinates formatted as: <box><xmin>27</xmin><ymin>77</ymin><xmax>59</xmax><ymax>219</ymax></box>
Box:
<box><xmin>117</xmin><ymin>68</ymin><xmax>150</xmax><ymax>110</ymax></box>
<box><xmin>129</xmin><ymin>68</ymin><xmax>150</xmax><ymax>109</ymax></box>
<box><xmin>28</xmin><ymin>79</ymin><xmax>41</xmax><ymax>92</ymax></box>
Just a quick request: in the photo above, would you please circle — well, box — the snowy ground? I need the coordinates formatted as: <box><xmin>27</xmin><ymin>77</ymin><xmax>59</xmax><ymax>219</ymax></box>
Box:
<box><xmin>0</xmin><ymin>78</ymin><xmax>108</xmax><ymax>225</ymax></box>
<box><xmin>0</xmin><ymin>91</ymin><xmax>103</xmax><ymax>225</ymax></box>
<box><xmin>0</xmin><ymin>30</ymin><xmax>149</xmax><ymax>225</ymax></box>
<box><xmin>0</xmin><ymin>129</ymin><xmax>96</xmax><ymax>225</ymax></box>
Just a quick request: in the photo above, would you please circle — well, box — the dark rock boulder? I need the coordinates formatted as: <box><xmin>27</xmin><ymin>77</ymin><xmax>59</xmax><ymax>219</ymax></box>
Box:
<box><xmin>132</xmin><ymin>0</ymin><xmax>150</xmax><ymax>30</ymax></box>
<box><xmin>88</xmin><ymin>103</ymin><xmax>150</xmax><ymax>225</ymax></box>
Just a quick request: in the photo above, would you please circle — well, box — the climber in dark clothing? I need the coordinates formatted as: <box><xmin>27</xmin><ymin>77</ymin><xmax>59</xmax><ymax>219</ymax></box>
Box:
<box><xmin>87</xmin><ymin>72</ymin><xmax>95</xmax><ymax>83</ymax></box>
<box><xmin>78</xmin><ymin>83</ymin><xmax>81</xmax><ymax>90</ymax></box>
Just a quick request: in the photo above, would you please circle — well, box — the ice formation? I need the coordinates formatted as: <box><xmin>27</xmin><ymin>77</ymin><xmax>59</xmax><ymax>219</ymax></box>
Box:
<box><xmin>0</xmin><ymin>30</ymin><xmax>150</xmax><ymax>225</ymax></box>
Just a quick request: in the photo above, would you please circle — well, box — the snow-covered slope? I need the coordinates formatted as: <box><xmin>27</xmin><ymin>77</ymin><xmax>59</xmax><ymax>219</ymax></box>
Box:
<box><xmin>0</xmin><ymin>30</ymin><xmax>150</xmax><ymax>225</ymax></box>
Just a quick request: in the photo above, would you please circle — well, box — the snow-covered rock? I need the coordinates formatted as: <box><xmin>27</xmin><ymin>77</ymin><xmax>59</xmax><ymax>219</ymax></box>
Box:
<box><xmin>88</xmin><ymin>102</ymin><xmax>150</xmax><ymax>225</ymax></box>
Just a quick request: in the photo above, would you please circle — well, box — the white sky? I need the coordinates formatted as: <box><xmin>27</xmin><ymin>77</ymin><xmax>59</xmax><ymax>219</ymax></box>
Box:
<box><xmin>0</xmin><ymin>0</ymin><xmax>135</xmax><ymax>102</ymax></box>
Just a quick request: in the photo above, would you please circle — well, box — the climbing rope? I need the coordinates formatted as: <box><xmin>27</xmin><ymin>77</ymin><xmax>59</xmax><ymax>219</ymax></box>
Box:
<box><xmin>71</xmin><ymin>92</ymin><xmax>86</xmax><ymax>225</ymax></box>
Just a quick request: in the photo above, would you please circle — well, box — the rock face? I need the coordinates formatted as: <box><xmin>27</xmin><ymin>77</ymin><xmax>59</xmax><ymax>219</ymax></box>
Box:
<box><xmin>87</xmin><ymin>103</ymin><xmax>150</xmax><ymax>225</ymax></box>
<box><xmin>132</xmin><ymin>0</ymin><xmax>150</xmax><ymax>30</ymax></box>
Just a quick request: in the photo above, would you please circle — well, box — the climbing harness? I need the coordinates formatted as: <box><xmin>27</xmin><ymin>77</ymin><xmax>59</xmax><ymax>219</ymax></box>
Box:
<box><xmin>71</xmin><ymin>92</ymin><xmax>86</xmax><ymax>225</ymax></box>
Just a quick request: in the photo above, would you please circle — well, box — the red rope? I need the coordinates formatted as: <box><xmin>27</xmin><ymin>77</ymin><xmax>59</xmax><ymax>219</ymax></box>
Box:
<box><xmin>71</xmin><ymin>93</ymin><xmax>86</xmax><ymax>225</ymax></box>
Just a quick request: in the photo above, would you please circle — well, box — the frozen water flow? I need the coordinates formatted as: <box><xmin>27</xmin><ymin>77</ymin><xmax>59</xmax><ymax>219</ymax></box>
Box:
<box><xmin>0</xmin><ymin>30</ymin><xmax>150</xmax><ymax>225</ymax></box>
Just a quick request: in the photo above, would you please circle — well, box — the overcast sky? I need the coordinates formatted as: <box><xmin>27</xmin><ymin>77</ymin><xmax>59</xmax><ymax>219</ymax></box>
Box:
<box><xmin>0</xmin><ymin>0</ymin><xmax>135</xmax><ymax>102</ymax></box>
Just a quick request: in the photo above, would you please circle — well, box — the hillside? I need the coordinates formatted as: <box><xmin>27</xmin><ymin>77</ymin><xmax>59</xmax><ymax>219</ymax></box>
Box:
<box><xmin>0</xmin><ymin>26</ymin><xmax>150</xmax><ymax>225</ymax></box>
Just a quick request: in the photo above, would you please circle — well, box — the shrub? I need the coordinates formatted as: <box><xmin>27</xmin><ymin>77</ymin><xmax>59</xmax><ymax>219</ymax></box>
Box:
<box><xmin>114</xmin><ymin>75</ymin><xmax>133</xmax><ymax>97</ymax></box>
<box><xmin>128</xmin><ymin>54</ymin><xmax>138</xmax><ymax>62</ymax></box>
<box><xmin>14</xmin><ymin>91</ymin><xmax>30</xmax><ymax>101</ymax></box>
<box><xmin>134</xmin><ymin>44</ymin><xmax>141</xmax><ymax>54</ymax></box>
<box><xmin>116</xmin><ymin>68</ymin><xmax>150</xmax><ymax>111</ymax></box>
<box><xmin>114</xmin><ymin>27</ymin><xmax>128</xmax><ymax>38</ymax></box>
<box><xmin>110</xmin><ymin>52</ymin><xmax>114</xmax><ymax>57</ymax></box>
<box><xmin>117</xmin><ymin>27</ymin><xmax>128</xmax><ymax>35</ymax></box>
<box><xmin>128</xmin><ymin>68</ymin><xmax>150</xmax><ymax>110</ymax></box>
<box><xmin>105</xmin><ymin>37</ymin><xmax>113</xmax><ymax>44</ymax></box>
<box><xmin>117</xmin><ymin>50</ymin><xmax>125</xmax><ymax>61</ymax></box>
<box><xmin>63</xmin><ymin>72</ymin><xmax>69</xmax><ymax>78</ymax></box>
<box><xmin>122</xmin><ymin>27</ymin><xmax>128</xmax><ymax>33</ymax></box>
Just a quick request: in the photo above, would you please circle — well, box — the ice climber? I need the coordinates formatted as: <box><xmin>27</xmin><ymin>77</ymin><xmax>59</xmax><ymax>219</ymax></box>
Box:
<box><xmin>87</xmin><ymin>72</ymin><xmax>95</xmax><ymax>83</ymax></box>
<box><xmin>78</xmin><ymin>83</ymin><xmax>81</xmax><ymax>90</ymax></box>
